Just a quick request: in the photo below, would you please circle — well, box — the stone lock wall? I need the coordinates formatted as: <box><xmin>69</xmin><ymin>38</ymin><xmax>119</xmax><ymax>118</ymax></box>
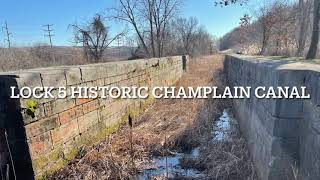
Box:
<box><xmin>0</xmin><ymin>56</ymin><xmax>186</xmax><ymax>179</ymax></box>
<box><xmin>225</xmin><ymin>54</ymin><xmax>320</xmax><ymax>180</ymax></box>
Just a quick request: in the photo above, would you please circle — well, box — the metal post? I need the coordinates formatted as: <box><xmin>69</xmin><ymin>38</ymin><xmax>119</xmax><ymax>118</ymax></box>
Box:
<box><xmin>182</xmin><ymin>55</ymin><xmax>187</xmax><ymax>72</ymax></box>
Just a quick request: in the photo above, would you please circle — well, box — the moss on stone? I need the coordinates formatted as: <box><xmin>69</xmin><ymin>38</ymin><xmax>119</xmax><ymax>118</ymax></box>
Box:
<box><xmin>34</xmin><ymin>147</ymin><xmax>69</xmax><ymax>180</ymax></box>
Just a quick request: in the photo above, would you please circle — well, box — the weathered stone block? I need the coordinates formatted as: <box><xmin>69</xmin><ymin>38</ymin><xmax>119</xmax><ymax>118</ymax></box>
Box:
<box><xmin>271</xmin><ymin>137</ymin><xmax>299</xmax><ymax>160</ymax></box>
<box><xmin>99</xmin><ymin>97</ymin><xmax>113</xmax><ymax>107</ymax></box>
<box><xmin>82</xmin><ymin>99</ymin><xmax>99</xmax><ymax>114</ymax></box>
<box><xmin>28</xmin><ymin>132</ymin><xmax>53</xmax><ymax>159</ymax></box>
<box><xmin>40</xmin><ymin>69</ymin><xmax>67</xmax><ymax>88</ymax></box>
<box><xmin>271</xmin><ymin>98</ymin><xmax>303</xmax><ymax>119</ymax></box>
<box><xmin>51</xmin><ymin>119</ymin><xmax>79</xmax><ymax>145</ymax></box>
<box><xmin>25</xmin><ymin>115</ymin><xmax>59</xmax><ymax>138</ymax></box>
<box><xmin>44</xmin><ymin>98</ymin><xmax>76</xmax><ymax>116</ymax></box>
<box><xmin>99</xmin><ymin>105</ymin><xmax>112</xmax><ymax>121</ymax></box>
<box><xmin>75</xmin><ymin>98</ymin><xmax>92</xmax><ymax>106</ymax></box>
<box><xmin>58</xmin><ymin>106</ymin><xmax>83</xmax><ymax>124</ymax></box>
<box><xmin>80</xmin><ymin>65</ymin><xmax>107</xmax><ymax>82</ymax></box>
<box><xmin>105</xmin><ymin>63</ymin><xmax>119</xmax><ymax>77</ymax></box>
<box><xmin>272</xmin><ymin>117</ymin><xmax>300</xmax><ymax>138</ymax></box>
<box><xmin>92</xmin><ymin>78</ymin><xmax>105</xmax><ymax>87</ymax></box>
<box><xmin>77</xmin><ymin>110</ymin><xmax>99</xmax><ymax>133</ymax></box>
<box><xmin>22</xmin><ymin>103</ymin><xmax>46</xmax><ymax>125</ymax></box>
<box><xmin>65</xmin><ymin>67</ymin><xmax>82</xmax><ymax>85</ymax></box>
<box><xmin>13</xmin><ymin>72</ymin><xmax>43</xmax><ymax>89</ymax></box>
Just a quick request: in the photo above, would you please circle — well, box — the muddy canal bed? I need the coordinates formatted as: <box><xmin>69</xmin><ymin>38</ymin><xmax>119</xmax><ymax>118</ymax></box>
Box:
<box><xmin>138</xmin><ymin>109</ymin><xmax>236</xmax><ymax>179</ymax></box>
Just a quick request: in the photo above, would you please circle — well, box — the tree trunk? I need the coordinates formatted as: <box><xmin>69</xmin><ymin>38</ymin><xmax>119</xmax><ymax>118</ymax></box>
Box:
<box><xmin>132</xmin><ymin>22</ymin><xmax>150</xmax><ymax>57</ymax></box>
<box><xmin>297</xmin><ymin>0</ymin><xmax>310</xmax><ymax>56</ymax></box>
<box><xmin>260</xmin><ymin>28</ymin><xmax>268</xmax><ymax>55</ymax></box>
<box><xmin>306</xmin><ymin>0</ymin><xmax>320</xmax><ymax>59</ymax></box>
<box><xmin>148</xmin><ymin>0</ymin><xmax>156</xmax><ymax>57</ymax></box>
<box><xmin>260</xmin><ymin>40</ymin><xmax>267</xmax><ymax>55</ymax></box>
<box><xmin>149</xmin><ymin>19</ymin><xmax>156</xmax><ymax>57</ymax></box>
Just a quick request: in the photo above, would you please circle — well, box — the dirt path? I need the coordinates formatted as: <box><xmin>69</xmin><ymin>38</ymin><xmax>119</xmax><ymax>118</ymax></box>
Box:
<box><xmin>50</xmin><ymin>55</ymin><xmax>256</xmax><ymax>180</ymax></box>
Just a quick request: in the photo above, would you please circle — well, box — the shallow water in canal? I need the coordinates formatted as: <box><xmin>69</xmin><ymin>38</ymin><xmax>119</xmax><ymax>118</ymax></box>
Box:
<box><xmin>138</xmin><ymin>109</ymin><xmax>234</xmax><ymax>179</ymax></box>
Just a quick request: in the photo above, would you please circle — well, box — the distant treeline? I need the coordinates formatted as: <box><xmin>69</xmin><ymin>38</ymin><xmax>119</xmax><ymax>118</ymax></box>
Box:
<box><xmin>220</xmin><ymin>0</ymin><xmax>315</xmax><ymax>58</ymax></box>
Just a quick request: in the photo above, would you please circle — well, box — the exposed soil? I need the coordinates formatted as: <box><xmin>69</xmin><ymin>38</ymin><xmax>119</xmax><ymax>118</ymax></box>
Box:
<box><xmin>50</xmin><ymin>55</ymin><xmax>257</xmax><ymax>180</ymax></box>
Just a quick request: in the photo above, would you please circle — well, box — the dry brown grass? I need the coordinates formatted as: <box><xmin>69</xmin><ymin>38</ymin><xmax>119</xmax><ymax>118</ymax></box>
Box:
<box><xmin>179</xmin><ymin>109</ymin><xmax>257</xmax><ymax>180</ymax></box>
<box><xmin>0</xmin><ymin>47</ymin><xmax>86</xmax><ymax>71</ymax></box>
<box><xmin>50</xmin><ymin>55</ymin><xmax>256</xmax><ymax>180</ymax></box>
<box><xmin>0</xmin><ymin>46</ymin><xmax>131</xmax><ymax>72</ymax></box>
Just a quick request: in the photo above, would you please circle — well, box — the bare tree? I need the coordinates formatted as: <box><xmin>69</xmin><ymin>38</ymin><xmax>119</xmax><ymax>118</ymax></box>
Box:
<box><xmin>145</xmin><ymin>0</ymin><xmax>157</xmax><ymax>57</ymax></box>
<box><xmin>271</xmin><ymin>2</ymin><xmax>296</xmax><ymax>56</ymax></box>
<box><xmin>72</xmin><ymin>14</ymin><xmax>124</xmax><ymax>62</ymax></box>
<box><xmin>306</xmin><ymin>0</ymin><xmax>320</xmax><ymax>59</ymax></box>
<box><xmin>193</xmin><ymin>26</ymin><xmax>216</xmax><ymax>56</ymax></box>
<box><xmin>257</xmin><ymin>4</ymin><xmax>278</xmax><ymax>55</ymax></box>
<box><xmin>238</xmin><ymin>14</ymin><xmax>251</xmax><ymax>52</ymax></box>
<box><xmin>110</xmin><ymin>0</ymin><xmax>150</xmax><ymax>56</ymax></box>
<box><xmin>110</xmin><ymin>0</ymin><xmax>183</xmax><ymax>57</ymax></box>
<box><xmin>170</xmin><ymin>17</ymin><xmax>217</xmax><ymax>56</ymax></box>
<box><xmin>214</xmin><ymin>0</ymin><xmax>248</xmax><ymax>6</ymax></box>
<box><xmin>216</xmin><ymin>0</ymin><xmax>278</xmax><ymax>55</ymax></box>
<box><xmin>173</xmin><ymin>17</ymin><xmax>199</xmax><ymax>55</ymax></box>
<box><xmin>153</xmin><ymin>0</ymin><xmax>182</xmax><ymax>57</ymax></box>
